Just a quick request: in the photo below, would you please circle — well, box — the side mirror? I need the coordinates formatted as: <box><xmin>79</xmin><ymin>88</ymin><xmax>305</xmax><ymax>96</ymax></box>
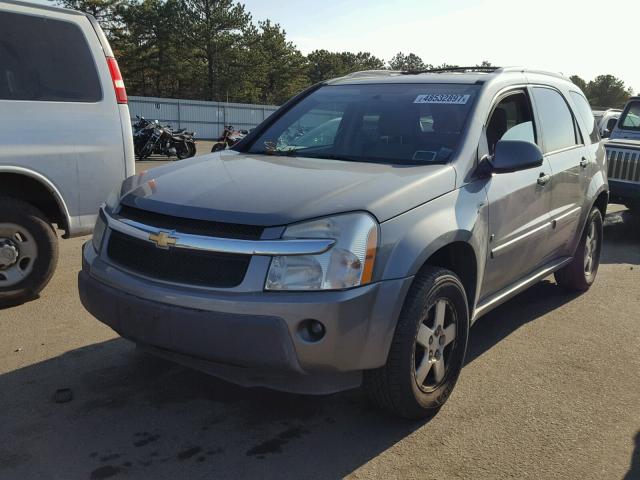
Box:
<box><xmin>602</xmin><ymin>129</ymin><xmax>611</xmax><ymax>139</ymax></box>
<box><xmin>491</xmin><ymin>140</ymin><xmax>544</xmax><ymax>173</ymax></box>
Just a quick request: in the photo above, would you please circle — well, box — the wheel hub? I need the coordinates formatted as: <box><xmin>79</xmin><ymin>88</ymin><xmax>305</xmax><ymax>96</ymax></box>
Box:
<box><xmin>0</xmin><ymin>241</ymin><xmax>19</xmax><ymax>269</ymax></box>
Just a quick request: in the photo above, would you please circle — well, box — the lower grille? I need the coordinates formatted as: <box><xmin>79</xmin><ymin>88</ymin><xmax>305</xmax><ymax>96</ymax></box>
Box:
<box><xmin>607</xmin><ymin>146</ymin><xmax>640</xmax><ymax>182</ymax></box>
<box><xmin>107</xmin><ymin>230</ymin><xmax>250</xmax><ymax>288</ymax></box>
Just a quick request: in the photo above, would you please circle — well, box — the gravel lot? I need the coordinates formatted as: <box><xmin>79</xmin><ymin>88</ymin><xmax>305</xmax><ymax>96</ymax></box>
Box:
<box><xmin>1</xmin><ymin>159</ymin><xmax>639</xmax><ymax>480</ymax></box>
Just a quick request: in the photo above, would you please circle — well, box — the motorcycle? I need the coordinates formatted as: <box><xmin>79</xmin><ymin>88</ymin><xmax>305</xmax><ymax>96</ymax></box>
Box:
<box><xmin>211</xmin><ymin>125</ymin><xmax>248</xmax><ymax>152</ymax></box>
<box><xmin>133</xmin><ymin>116</ymin><xmax>197</xmax><ymax>160</ymax></box>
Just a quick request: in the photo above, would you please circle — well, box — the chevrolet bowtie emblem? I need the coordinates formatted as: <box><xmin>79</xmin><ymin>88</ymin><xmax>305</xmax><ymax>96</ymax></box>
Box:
<box><xmin>148</xmin><ymin>231</ymin><xmax>177</xmax><ymax>249</ymax></box>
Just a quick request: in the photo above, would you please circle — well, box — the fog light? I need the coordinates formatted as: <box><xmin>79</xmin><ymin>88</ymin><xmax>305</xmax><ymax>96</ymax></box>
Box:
<box><xmin>298</xmin><ymin>319</ymin><xmax>326</xmax><ymax>342</ymax></box>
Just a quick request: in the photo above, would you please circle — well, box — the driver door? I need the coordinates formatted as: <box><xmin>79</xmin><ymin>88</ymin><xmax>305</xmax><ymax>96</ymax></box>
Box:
<box><xmin>480</xmin><ymin>90</ymin><xmax>554</xmax><ymax>299</ymax></box>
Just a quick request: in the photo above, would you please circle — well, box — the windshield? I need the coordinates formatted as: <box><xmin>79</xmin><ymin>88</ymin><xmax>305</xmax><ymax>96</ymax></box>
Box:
<box><xmin>247</xmin><ymin>83</ymin><xmax>480</xmax><ymax>164</ymax></box>
<box><xmin>619</xmin><ymin>101</ymin><xmax>640</xmax><ymax>131</ymax></box>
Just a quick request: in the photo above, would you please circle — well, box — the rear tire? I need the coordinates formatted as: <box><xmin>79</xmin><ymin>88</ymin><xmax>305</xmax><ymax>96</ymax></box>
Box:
<box><xmin>175</xmin><ymin>143</ymin><xmax>190</xmax><ymax>160</ymax></box>
<box><xmin>0</xmin><ymin>198</ymin><xmax>58</xmax><ymax>307</ymax></box>
<box><xmin>187</xmin><ymin>141</ymin><xmax>197</xmax><ymax>158</ymax></box>
<box><xmin>554</xmin><ymin>207</ymin><xmax>603</xmax><ymax>292</ymax></box>
<box><xmin>364</xmin><ymin>267</ymin><xmax>469</xmax><ymax>419</ymax></box>
<box><xmin>211</xmin><ymin>143</ymin><xmax>225</xmax><ymax>153</ymax></box>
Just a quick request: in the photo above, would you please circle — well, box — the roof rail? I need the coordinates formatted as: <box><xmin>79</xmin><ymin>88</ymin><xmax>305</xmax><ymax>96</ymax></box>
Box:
<box><xmin>500</xmin><ymin>67</ymin><xmax>570</xmax><ymax>81</ymax></box>
<box><xmin>344</xmin><ymin>70</ymin><xmax>402</xmax><ymax>78</ymax></box>
<box><xmin>401</xmin><ymin>66</ymin><xmax>502</xmax><ymax>75</ymax></box>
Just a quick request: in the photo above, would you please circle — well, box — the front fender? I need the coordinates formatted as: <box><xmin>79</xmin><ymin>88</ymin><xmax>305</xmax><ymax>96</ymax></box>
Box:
<box><xmin>375</xmin><ymin>181</ymin><xmax>489</xmax><ymax>305</ymax></box>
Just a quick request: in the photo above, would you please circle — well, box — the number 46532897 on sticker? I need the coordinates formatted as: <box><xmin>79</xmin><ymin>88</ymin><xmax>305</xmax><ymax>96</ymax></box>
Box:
<box><xmin>414</xmin><ymin>94</ymin><xmax>471</xmax><ymax>104</ymax></box>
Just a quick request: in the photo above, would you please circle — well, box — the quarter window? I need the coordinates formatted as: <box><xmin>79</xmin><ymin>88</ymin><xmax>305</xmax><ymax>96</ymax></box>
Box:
<box><xmin>569</xmin><ymin>91</ymin><xmax>600</xmax><ymax>144</ymax></box>
<box><xmin>531</xmin><ymin>87</ymin><xmax>578</xmax><ymax>153</ymax></box>
<box><xmin>0</xmin><ymin>12</ymin><xmax>102</xmax><ymax>102</ymax></box>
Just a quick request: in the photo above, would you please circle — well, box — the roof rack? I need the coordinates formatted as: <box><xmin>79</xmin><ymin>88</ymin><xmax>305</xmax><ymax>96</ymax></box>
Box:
<box><xmin>344</xmin><ymin>70</ymin><xmax>403</xmax><ymax>78</ymax></box>
<box><xmin>401</xmin><ymin>66</ymin><xmax>501</xmax><ymax>75</ymax></box>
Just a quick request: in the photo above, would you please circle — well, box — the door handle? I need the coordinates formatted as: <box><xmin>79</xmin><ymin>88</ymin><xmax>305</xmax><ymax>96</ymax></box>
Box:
<box><xmin>537</xmin><ymin>173</ymin><xmax>551</xmax><ymax>186</ymax></box>
<box><xmin>580</xmin><ymin>157</ymin><xmax>588</xmax><ymax>168</ymax></box>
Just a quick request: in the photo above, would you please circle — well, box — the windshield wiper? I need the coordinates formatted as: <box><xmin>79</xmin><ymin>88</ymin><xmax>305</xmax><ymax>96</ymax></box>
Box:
<box><xmin>300</xmin><ymin>153</ymin><xmax>360</xmax><ymax>162</ymax></box>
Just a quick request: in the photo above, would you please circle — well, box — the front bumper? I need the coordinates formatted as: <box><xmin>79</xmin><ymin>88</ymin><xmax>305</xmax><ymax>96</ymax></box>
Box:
<box><xmin>609</xmin><ymin>179</ymin><xmax>640</xmax><ymax>204</ymax></box>
<box><xmin>79</xmin><ymin>242</ymin><xmax>412</xmax><ymax>394</ymax></box>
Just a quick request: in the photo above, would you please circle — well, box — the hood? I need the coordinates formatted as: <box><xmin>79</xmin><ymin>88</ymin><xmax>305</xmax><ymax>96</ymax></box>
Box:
<box><xmin>119</xmin><ymin>151</ymin><xmax>457</xmax><ymax>226</ymax></box>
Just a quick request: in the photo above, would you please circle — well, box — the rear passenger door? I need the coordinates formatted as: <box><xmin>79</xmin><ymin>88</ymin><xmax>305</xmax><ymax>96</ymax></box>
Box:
<box><xmin>530</xmin><ymin>87</ymin><xmax>586</xmax><ymax>260</ymax></box>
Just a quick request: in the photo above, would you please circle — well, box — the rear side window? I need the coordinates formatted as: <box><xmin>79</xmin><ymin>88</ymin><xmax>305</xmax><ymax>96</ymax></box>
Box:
<box><xmin>569</xmin><ymin>91</ymin><xmax>600</xmax><ymax>144</ymax></box>
<box><xmin>531</xmin><ymin>87</ymin><xmax>578</xmax><ymax>153</ymax></box>
<box><xmin>0</xmin><ymin>11</ymin><xmax>101</xmax><ymax>102</ymax></box>
<box><xmin>619</xmin><ymin>102</ymin><xmax>640</xmax><ymax>131</ymax></box>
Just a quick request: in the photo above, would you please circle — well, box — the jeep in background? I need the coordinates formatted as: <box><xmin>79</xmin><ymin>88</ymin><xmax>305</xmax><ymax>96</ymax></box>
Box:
<box><xmin>605</xmin><ymin>97</ymin><xmax>640</xmax><ymax>212</ymax></box>
<box><xmin>79</xmin><ymin>67</ymin><xmax>608</xmax><ymax>419</ymax></box>
<box><xmin>0</xmin><ymin>1</ymin><xmax>134</xmax><ymax>306</ymax></box>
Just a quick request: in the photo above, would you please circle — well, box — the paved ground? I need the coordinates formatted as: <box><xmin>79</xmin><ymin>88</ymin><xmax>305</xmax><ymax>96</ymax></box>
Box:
<box><xmin>1</xmin><ymin>192</ymin><xmax>639</xmax><ymax>478</ymax></box>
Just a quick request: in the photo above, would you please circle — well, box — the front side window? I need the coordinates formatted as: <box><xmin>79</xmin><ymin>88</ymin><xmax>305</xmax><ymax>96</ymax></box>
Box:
<box><xmin>570</xmin><ymin>91</ymin><xmax>600</xmax><ymax>144</ymax></box>
<box><xmin>531</xmin><ymin>87</ymin><xmax>578</xmax><ymax>153</ymax></box>
<box><xmin>248</xmin><ymin>83</ymin><xmax>480</xmax><ymax>164</ymax></box>
<box><xmin>0</xmin><ymin>11</ymin><xmax>102</xmax><ymax>102</ymax></box>
<box><xmin>486</xmin><ymin>91</ymin><xmax>536</xmax><ymax>154</ymax></box>
<box><xmin>619</xmin><ymin>101</ymin><xmax>640</xmax><ymax>131</ymax></box>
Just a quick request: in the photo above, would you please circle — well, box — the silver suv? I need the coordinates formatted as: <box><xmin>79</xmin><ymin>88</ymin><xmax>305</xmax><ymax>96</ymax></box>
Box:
<box><xmin>79</xmin><ymin>67</ymin><xmax>608</xmax><ymax>418</ymax></box>
<box><xmin>0</xmin><ymin>1</ymin><xmax>134</xmax><ymax>306</ymax></box>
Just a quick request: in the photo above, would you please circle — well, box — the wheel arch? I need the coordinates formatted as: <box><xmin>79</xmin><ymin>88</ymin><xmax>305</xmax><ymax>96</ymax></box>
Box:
<box><xmin>0</xmin><ymin>167</ymin><xmax>70</xmax><ymax>234</ymax></box>
<box><xmin>415</xmin><ymin>239</ymin><xmax>479</xmax><ymax>318</ymax></box>
<box><xmin>593</xmin><ymin>188</ymin><xmax>609</xmax><ymax>219</ymax></box>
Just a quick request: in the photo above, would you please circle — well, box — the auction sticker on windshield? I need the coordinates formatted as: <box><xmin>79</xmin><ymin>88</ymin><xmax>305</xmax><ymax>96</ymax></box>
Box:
<box><xmin>414</xmin><ymin>94</ymin><xmax>470</xmax><ymax>104</ymax></box>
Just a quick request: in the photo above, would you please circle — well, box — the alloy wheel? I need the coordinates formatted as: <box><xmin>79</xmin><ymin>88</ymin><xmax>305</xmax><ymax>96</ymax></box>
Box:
<box><xmin>414</xmin><ymin>298</ymin><xmax>457</xmax><ymax>392</ymax></box>
<box><xmin>583</xmin><ymin>221</ymin><xmax>598</xmax><ymax>275</ymax></box>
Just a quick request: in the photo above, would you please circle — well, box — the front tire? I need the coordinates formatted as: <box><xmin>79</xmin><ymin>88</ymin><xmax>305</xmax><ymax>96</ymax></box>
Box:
<box><xmin>364</xmin><ymin>267</ymin><xmax>469</xmax><ymax>419</ymax></box>
<box><xmin>0</xmin><ymin>198</ymin><xmax>58</xmax><ymax>307</ymax></box>
<box><xmin>554</xmin><ymin>207</ymin><xmax>603</xmax><ymax>292</ymax></box>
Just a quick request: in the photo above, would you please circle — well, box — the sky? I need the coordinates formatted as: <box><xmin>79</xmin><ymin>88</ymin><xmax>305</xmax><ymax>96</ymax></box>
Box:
<box><xmin>241</xmin><ymin>0</ymin><xmax>639</xmax><ymax>94</ymax></box>
<box><xmin>31</xmin><ymin>0</ymin><xmax>639</xmax><ymax>93</ymax></box>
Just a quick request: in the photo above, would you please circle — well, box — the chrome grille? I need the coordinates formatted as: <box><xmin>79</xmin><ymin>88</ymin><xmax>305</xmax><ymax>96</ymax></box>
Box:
<box><xmin>606</xmin><ymin>146</ymin><xmax>640</xmax><ymax>182</ymax></box>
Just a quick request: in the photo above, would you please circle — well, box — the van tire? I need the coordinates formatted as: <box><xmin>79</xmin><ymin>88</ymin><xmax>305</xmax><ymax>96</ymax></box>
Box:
<box><xmin>0</xmin><ymin>198</ymin><xmax>58</xmax><ymax>307</ymax></box>
<box><xmin>363</xmin><ymin>266</ymin><xmax>469</xmax><ymax>419</ymax></box>
<box><xmin>554</xmin><ymin>207</ymin><xmax>603</xmax><ymax>292</ymax></box>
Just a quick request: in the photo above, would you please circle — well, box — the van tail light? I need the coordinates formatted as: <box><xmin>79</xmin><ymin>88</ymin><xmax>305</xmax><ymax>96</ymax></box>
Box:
<box><xmin>106</xmin><ymin>57</ymin><xmax>127</xmax><ymax>104</ymax></box>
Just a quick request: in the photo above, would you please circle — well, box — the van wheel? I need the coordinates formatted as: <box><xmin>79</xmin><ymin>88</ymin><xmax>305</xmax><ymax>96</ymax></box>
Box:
<box><xmin>0</xmin><ymin>198</ymin><xmax>58</xmax><ymax>307</ymax></box>
<box><xmin>554</xmin><ymin>207</ymin><xmax>603</xmax><ymax>292</ymax></box>
<box><xmin>364</xmin><ymin>267</ymin><xmax>469</xmax><ymax>419</ymax></box>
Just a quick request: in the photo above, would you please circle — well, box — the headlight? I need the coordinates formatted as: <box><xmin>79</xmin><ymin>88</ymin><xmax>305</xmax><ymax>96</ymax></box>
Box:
<box><xmin>92</xmin><ymin>211</ymin><xmax>107</xmax><ymax>253</ymax></box>
<box><xmin>265</xmin><ymin>213</ymin><xmax>378</xmax><ymax>291</ymax></box>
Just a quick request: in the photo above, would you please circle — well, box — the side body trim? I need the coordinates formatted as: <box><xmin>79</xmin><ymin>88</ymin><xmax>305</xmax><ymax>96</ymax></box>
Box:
<box><xmin>472</xmin><ymin>256</ymin><xmax>572</xmax><ymax>322</ymax></box>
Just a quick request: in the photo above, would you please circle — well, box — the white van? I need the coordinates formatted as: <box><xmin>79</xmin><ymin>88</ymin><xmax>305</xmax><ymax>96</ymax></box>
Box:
<box><xmin>0</xmin><ymin>0</ymin><xmax>134</xmax><ymax>306</ymax></box>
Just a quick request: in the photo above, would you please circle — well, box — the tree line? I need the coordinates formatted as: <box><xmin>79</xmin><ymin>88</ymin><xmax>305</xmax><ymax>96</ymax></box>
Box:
<box><xmin>60</xmin><ymin>0</ymin><xmax>634</xmax><ymax>107</ymax></box>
